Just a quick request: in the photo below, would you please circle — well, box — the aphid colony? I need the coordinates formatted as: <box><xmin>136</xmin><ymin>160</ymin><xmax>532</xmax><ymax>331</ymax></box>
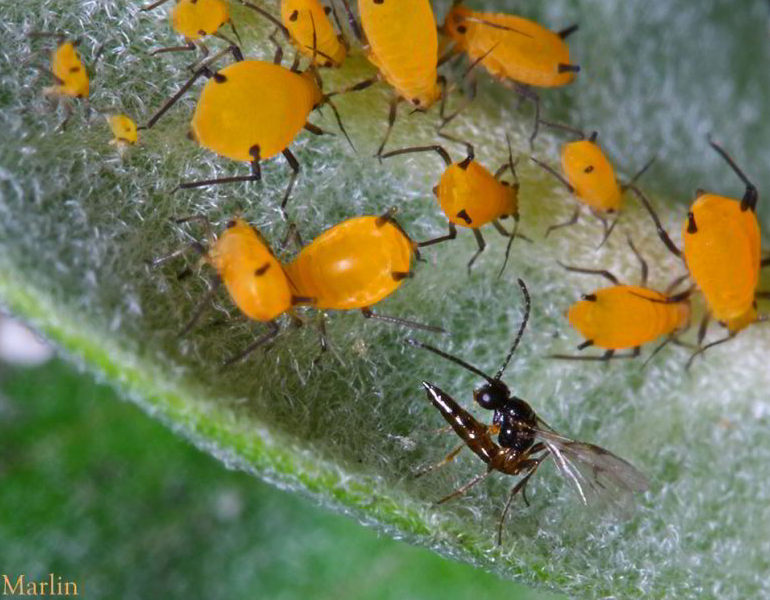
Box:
<box><xmin>33</xmin><ymin>0</ymin><xmax>766</xmax><ymax>542</ymax></box>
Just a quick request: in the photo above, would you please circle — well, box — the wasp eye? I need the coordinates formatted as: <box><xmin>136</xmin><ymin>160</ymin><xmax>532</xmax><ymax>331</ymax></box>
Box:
<box><xmin>473</xmin><ymin>382</ymin><xmax>508</xmax><ymax>410</ymax></box>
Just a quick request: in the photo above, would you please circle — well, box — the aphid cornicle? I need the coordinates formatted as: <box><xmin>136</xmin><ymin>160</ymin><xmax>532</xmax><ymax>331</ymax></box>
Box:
<box><xmin>381</xmin><ymin>134</ymin><xmax>524</xmax><ymax>274</ymax></box>
<box><xmin>141</xmin><ymin>0</ymin><xmax>235</xmax><ymax>56</ymax></box>
<box><xmin>531</xmin><ymin>120</ymin><xmax>655</xmax><ymax>246</ymax></box>
<box><xmin>143</xmin><ymin>44</ymin><xmax>352</xmax><ymax>216</ymax></box>
<box><xmin>440</xmin><ymin>3</ymin><xmax>580</xmax><ymax>143</ymax></box>
<box><xmin>409</xmin><ymin>280</ymin><xmax>649</xmax><ymax>545</ymax></box>
<box><xmin>635</xmin><ymin>137</ymin><xmax>765</xmax><ymax>366</ymax></box>
<box><xmin>285</xmin><ymin>211</ymin><xmax>442</xmax><ymax>332</ymax></box>
<box><xmin>339</xmin><ymin>0</ymin><xmax>442</xmax><ymax>156</ymax></box>
<box><xmin>150</xmin><ymin>216</ymin><xmax>301</xmax><ymax>366</ymax></box>
<box><xmin>552</xmin><ymin>236</ymin><xmax>692</xmax><ymax>363</ymax></box>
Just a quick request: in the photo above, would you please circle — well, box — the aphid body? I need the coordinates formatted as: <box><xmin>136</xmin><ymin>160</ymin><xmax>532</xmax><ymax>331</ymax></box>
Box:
<box><xmin>207</xmin><ymin>218</ymin><xmax>294</xmax><ymax>322</ymax></box>
<box><xmin>107</xmin><ymin>114</ymin><xmax>139</xmax><ymax>146</ymax></box>
<box><xmin>442</xmin><ymin>6</ymin><xmax>576</xmax><ymax>88</ymax></box>
<box><xmin>285</xmin><ymin>215</ymin><xmax>415</xmax><ymax>309</ymax></box>
<box><xmin>568</xmin><ymin>286</ymin><xmax>690</xmax><ymax>350</ymax></box>
<box><xmin>191</xmin><ymin>60</ymin><xmax>322</xmax><ymax>162</ymax></box>
<box><xmin>282</xmin><ymin>0</ymin><xmax>347</xmax><ymax>67</ymax></box>
<box><xmin>45</xmin><ymin>41</ymin><xmax>89</xmax><ymax>99</ymax></box>
<box><xmin>437</xmin><ymin>160</ymin><xmax>518</xmax><ymax>228</ymax></box>
<box><xmin>358</xmin><ymin>0</ymin><xmax>440</xmax><ymax>108</ymax></box>
<box><xmin>561</xmin><ymin>138</ymin><xmax>622</xmax><ymax>213</ymax></box>
<box><xmin>171</xmin><ymin>0</ymin><xmax>230</xmax><ymax>40</ymax></box>
<box><xmin>683</xmin><ymin>193</ymin><xmax>760</xmax><ymax>332</ymax></box>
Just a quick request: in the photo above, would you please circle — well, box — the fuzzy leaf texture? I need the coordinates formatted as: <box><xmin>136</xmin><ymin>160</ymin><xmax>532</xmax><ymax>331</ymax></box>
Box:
<box><xmin>2</xmin><ymin>1</ymin><xmax>770</xmax><ymax>598</ymax></box>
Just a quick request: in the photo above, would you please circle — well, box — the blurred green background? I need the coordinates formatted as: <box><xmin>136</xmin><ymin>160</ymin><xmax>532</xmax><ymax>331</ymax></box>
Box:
<box><xmin>0</xmin><ymin>355</ymin><xmax>557</xmax><ymax>599</ymax></box>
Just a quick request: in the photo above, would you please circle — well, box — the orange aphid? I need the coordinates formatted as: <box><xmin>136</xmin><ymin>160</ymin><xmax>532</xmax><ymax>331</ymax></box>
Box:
<box><xmin>281</xmin><ymin>0</ymin><xmax>347</xmax><ymax>67</ymax></box>
<box><xmin>381</xmin><ymin>134</ymin><xmax>522</xmax><ymax>274</ymax></box>
<box><xmin>45</xmin><ymin>41</ymin><xmax>89</xmax><ymax>99</ymax></box>
<box><xmin>442</xmin><ymin>5</ymin><xmax>578</xmax><ymax>89</ymax></box>
<box><xmin>285</xmin><ymin>214</ymin><xmax>415</xmax><ymax>310</ymax></box>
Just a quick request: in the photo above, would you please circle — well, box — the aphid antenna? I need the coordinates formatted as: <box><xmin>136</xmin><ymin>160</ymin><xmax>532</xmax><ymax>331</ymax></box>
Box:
<box><xmin>239</xmin><ymin>1</ymin><xmax>291</xmax><ymax>38</ymax></box>
<box><xmin>494</xmin><ymin>278</ymin><xmax>531</xmax><ymax>380</ymax></box>
<box><xmin>459</xmin><ymin>16</ymin><xmax>532</xmax><ymax>38</ymax></box>
<box><xmin>537</xmin><ymin>118</ymin><xmax>587</xmax><ymax>140</ymax></box>
<box><xmin>626</xmin><ymin>184</ymin><xmax>683</xmax><ymax>259</ymax></box>
<box><xmin>620</xmin><ymin>154</ymin><xmax>656</xmax><ymax>192</ymax></box>
<box><xmin>706</xmin><ymin>135</ymin><xmax>758</xmax><ymax>211</ymax></box>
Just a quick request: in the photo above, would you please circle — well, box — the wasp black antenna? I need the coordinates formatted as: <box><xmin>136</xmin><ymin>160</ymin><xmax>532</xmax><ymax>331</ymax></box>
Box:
<box><xmin>406</xmin><ymin>339</ymin><xmax>497</xmax><ymax>384</ymax></box>
<box><xmin>495</xmin><ymin>278</ymin><xmax>530</xmax><ymax>380</ymax></box>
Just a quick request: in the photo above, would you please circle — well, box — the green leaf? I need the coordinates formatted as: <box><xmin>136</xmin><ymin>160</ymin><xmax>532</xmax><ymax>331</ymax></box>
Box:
<box><xmin>2</xmin><ymin>1</ymin><xmax>769</xmax><ymax>598</ymax></box>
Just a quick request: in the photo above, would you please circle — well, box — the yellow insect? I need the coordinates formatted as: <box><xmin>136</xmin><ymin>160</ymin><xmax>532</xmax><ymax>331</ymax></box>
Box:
<box><xmin>144</xmin><ymin>45</ymin><xmax>352</xmax><ymax>217</ymax></box>
<box><xmin>635</xmin><ymin>137</ymin><xmax>767</xmax><ymax>367</ymax></box>
<box><xmin>285</xmin><ymin>210</ymin><xmax>442</xmax><ymax>333</ymax></box>
<box><xmin>551</xmin><ymin>236</ymin><xmax>692</xmax><ymax>363</ymax></box>
<box><xmin>107</xmin><ymin>114</ymin><xmax>139</xmax><ymax>149</ymax></box>
<box><xmin>381</xmin><ymin>134</ymin><xmax>524</xmax><ymax>274</ymax></box>
<box><xmin>531</xmin><ymin>120</ymin><xmax>654</xmax><ymax>246</ymax></box>
<box><xmin>440</xmin><ymin>3</ymin><xmax>580</xmax><ymax>144</ymax></box>
<box><xmin>44</xmin><ymin>41</ymin><xmax>90</xmax><ymax>99</ymax></box>
<box><xmin>241</xmin><ymin>0</ymin><xmax>348</xmax><ymax>67</ymax></box>
<box><xmin>339</xmin><ymin>0</ymin><xmax>442</xmax><ymax>157</ymax></box>
<box><xmin>141</xmin><ymin>0</ymin><xmax>236</xmax><ymax>57</ymax></box>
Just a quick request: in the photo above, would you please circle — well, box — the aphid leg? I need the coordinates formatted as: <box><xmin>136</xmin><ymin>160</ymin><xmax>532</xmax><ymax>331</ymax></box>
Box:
<box><xmin>328</xmin><ymin>0</ymin><xmax>348</xmax><ymax>49</ymax></box>
<box><xmin>374</xmin><ymin>96</ymin><xmax>403</xmax><ymax>161</ymax></box>
<box><xmin>537</xmin><ymin>118</ymin><xmax>586</xmax><ymax>140</ymax></box>
<box><xmin>57</xmin><ymin>101</ymin><xmax>74</xmax><ymax>132</ymax></box>
<box><xmin>228</xmin><ymin>20</ymin><xmax>243</xmax><ymax>47</ymax></box>
<box><xmin>304</xmin><ymin>121</ymin><xmax>333</xmax><ymax>136</ymax></box>
<box><xmin>511</xmin><ymin>83</ymin><xmax>540</xmax><ymax>148</ymax></box>
<box><xmin>222</xmin><ymin>321</ymin><xmax>281</xmax><ymax>368</ymax></box>
<box><xmin>595</xmin><ymin>211</ymin><xmax>620</xmax><ymax>249</ymax></box>
<box><xmin>380</xmin><ymin>144</ymin><xmax>453</xmax><ymax>167</ymax></box>
<box><xmin>338</xmin><ymin>0</ymin><xmax>364</xmax><ymax>43</ymax></box>
<box><xmin>467</xmin><ymin>229</ymin><xmax>486</xmax><ymax>274</ymax></box>
<box><xmin>280</xmin><ymin>221</ymin><xmax>304</xmax><ymax>252</ymax></box>
<box><xmin>686</xmin><ymin>332</ymin><xmax>736</xmax><ymax>371</ymax></box>
<box><xmin>178</xmin><ymin>275</ymin><xmax>222</xmax><ymax>338</ymax></box>
<box><xmin>280</xmin><ymin>149</ymin><xmax>301</xmax><ymax>219</ymax></box>
<box><xmin>557</xmin><ymin>261</ymin><xmax>620</xmax><ymax>285</ymax></box>
<box><xmin>310</xmin><ymin>312</ymin><xmax>343</xmax><ymax>368</ymax></box>
<box><xmin>549</xmin><ymin>346</ymin><xmax>641</xmax><ymax>362</ymax></box>
<box><xmin>413</xmin><ymin>443</ymin><xmax>465</xmax><ymax>479</ymax></box>
<box><xmin>143</xmin><ymin>66</ymin><xmax>210</xmax><ymax>129</ymax></box>
<box><xmin>435</xmin><ymin>469</ymin><xmax>493</xmax><ymax>505</ymax></box>
<box><xmin>438</xmin><ymin>73</ymin><xmax>477</xmax><ymax>131</ymax></box>
<box><xmin>665</xmin><ymin>273</ymin><xmax>690</xmax><ymax>295</ymax></box>
<box><xmin>626</xmin><ymin>234</ymin><xmax>649</xmax><ymax>286</ymax></box>
<box><xmin>361</xmin><ymin>307</ymin><xmax>445</xmax><ymax>334</ymax></box>
<box><xmin>437</xmin><ymin>132</ymin><xmax>474</xmax><ymax>166</ymax></box>
<box><xmin>697</xmin><ymin>313</ymin><xmax>711</xmax><ymax>346</ymax></box>
<box><xmin>643</xmin><ymin>334</ymin><xmax>691</xmax><ymax>368</ymax></box>
<box><xmin>417</xmin><ymin>223</ymin><xmax>458</xmax><ymax>248</ymax></box>
<box><xmin>150</xmin><ymin>41</ymin><xmax>197</xmax><ymax>57</ymax></box>
<box><xmin>322</xmin><ymin>98</ymin><xmax>356</xmax><ymax>151</ymax></box>
<box><xmin>140</xmin><ymin>0</ymin><xmax>172</xmax><ymax>10</ymax></box>
<box><xmin>497</xmin><ymin>455</ymin><xmax>546</xmax><ymax>545</ymax></box>
<box><xmin>626</xmin><ymin>185</ymin><xmax>682</xmax><ymax>259</ymax></box>
<box><xmin>147</xmin><ymin>240</ymin><xmax>206</xmax><ymax>270</ymax></box>
<box><xmin>175</xmin><ymin>146</ymin><xmax>263</xmax><ymax>191</ymax></box>
<box><xmin>268</xmin><ymin>28</ymin><xmax>285</xmax><ymax>65</ymax></box>
<box><xmin>496</xmin><ymin>216</ymin><xmax>524</xmax><ymax>279</ymax></box>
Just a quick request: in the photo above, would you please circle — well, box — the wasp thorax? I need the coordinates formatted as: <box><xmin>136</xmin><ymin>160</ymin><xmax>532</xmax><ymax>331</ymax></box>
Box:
<box><xmin>473</xmin><ymin>380</ymin><xmax>510</xmax><ymax>410</ymax></box>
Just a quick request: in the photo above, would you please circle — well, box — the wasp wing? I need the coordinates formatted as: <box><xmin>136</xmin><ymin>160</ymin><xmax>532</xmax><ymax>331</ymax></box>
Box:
<box><xmin>533</xmin><ymin>420</ymin><xmax>649</xmax><ymax>506</ymax></box>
